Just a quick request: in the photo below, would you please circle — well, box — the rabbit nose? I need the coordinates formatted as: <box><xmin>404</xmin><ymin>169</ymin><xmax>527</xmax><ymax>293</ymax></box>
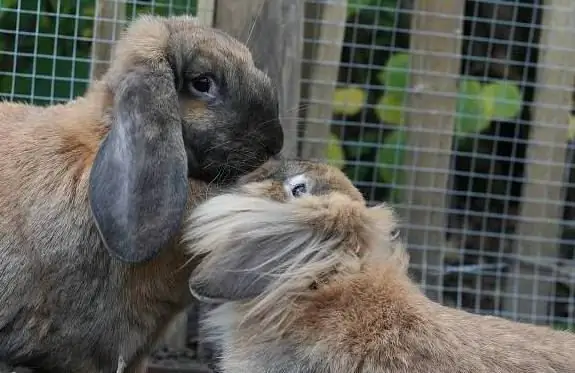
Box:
<box><xmin>264</xmin><ymin>120</ymin><xmax>284</xmax><ymax>156</ymax></box>
<box><xmin>266</xmin><ymin>136</ymin><xmax>283</xmax><ymax>156</ymax></box>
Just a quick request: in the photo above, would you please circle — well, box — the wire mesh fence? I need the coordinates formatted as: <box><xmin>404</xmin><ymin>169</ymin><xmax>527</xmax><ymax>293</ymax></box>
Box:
<box><xmin>300</xmin><ymin>0</ymin><xmax>575</xmax><ymax>330</ymax></box>
<box><xmin>0</xmin><ymin>0</ymin><xmax>217</xmax><ymax>103</ymax></box>
<box><xmin>1</xmin><ymin>0</ymin><xmax>575</xmax><ymax>367</ymax></box>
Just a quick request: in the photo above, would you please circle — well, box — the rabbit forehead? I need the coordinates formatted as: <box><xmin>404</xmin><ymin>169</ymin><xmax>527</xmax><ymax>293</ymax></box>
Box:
<box><xmin>124</xmin><ymin>15</ymin><xmax>258</xmax><ymax>79</ymax></box>
<box><xmin>280</xmin><ymin>161</ymin><xmax>364</xmax><ymax>202</ymax></box>
<box><xmin>169</xmin><ymin>27</ymin><xmax>254</xmax><ymax>66</ymax></box>
<box><xmin>110</xmin><ymin>16</ymin><xmax>257</xmax><ymax>82</ymax></box>
<box><xmin>236</xmin><ymin>160</ymin><xmax>365</xmax><ymax>203</ymax></box>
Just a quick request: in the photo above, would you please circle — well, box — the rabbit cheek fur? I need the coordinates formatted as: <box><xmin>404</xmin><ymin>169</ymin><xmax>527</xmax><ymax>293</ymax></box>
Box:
<box><xmin>0</xmin><ymin>15</ymin><xmax>281</xmax><ymax>373</ymax></box>
<box><xmin>183</xmin><ymin>162</ymin><xmax>575</xmax><ymax>373</ymax></box>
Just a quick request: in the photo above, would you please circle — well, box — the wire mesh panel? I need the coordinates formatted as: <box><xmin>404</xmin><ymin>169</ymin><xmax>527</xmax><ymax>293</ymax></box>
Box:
<box><xmin>299</xmin><ymin>0</ymin><xmax>575</xmax><ymax>330</ymax></box>
<box><xmin>0</xmin><ymin>0</ymin><xmax>200</xmax><ymax>105</ymax></box>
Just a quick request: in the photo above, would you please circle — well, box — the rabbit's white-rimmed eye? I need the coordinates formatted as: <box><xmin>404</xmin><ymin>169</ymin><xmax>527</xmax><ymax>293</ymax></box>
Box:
<box><xmin>284</xmin><ymin>174</ymin><xmax>311</xmax><ymax>198</ymax></box>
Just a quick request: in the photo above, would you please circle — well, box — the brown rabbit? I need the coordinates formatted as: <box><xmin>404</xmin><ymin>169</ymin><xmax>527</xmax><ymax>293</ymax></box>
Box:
<box><xmin>184</xmin><ymin>160</ymin><xmax>575</xmax><ymax>373</ymax></box>
<box><xmin>0</xmin><ymin>14</ymin><xmax>283</xmax><ymax>373</ymax></box>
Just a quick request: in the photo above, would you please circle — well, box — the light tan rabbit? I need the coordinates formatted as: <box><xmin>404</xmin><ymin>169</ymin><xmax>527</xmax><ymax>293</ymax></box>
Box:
<box><xmin>0</xmin><ymin>14</ymin><xmax>283</xmax><ymax>373</ymax></box>
<box><xmin>184</xmin><ymin>159</ymin><xmax>575</xmax><ymax>373</ymax></box>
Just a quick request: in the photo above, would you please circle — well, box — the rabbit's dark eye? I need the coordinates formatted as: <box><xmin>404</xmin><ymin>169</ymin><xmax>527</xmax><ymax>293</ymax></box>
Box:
<box><xmin>291</xmin><ymin>183</ymin><xmax>307</xmax><ymax>197</ymax></box>
<box><xmin>190</xmin><ymin>75</ymin><xmax>212</xmax><ymax>93</ymax></box>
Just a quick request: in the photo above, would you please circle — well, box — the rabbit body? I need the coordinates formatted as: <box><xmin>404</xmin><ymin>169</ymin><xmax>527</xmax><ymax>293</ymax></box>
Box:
<box><xmin>183</xmin><ymin>160</ymin><xmax>575</xmax><ymax>373</ymax></box>
<box><xmin>0</xmin><ymin>14</ymin><xmax>283</xmax><ymax>373</ymax></box>
<box><xmin>206</xmin><ymin>263</ymin><xmax>575</xmax><ymax>373</ymax></box>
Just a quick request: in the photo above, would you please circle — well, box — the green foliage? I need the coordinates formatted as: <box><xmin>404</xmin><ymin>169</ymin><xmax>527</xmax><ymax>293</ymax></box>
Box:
<box><xmin>374</xmin><ymin>52</ymin><xmax>523</xmax><ymax>138</ymax></box>
<box><xmin>455</xmin><ymin>79</ymin><xmax>486</xmax><ymax>137</ymax></box>
<box><xmin>332</xmin><ymin>86</ymin><xmax>366</xmax><ymax>116</ymax></box>
<box><xmin>0</xmin><ymin>0</ymin><xmax>197</xmax><ymax>105</ymax></box>
<box><xmin>375</xmin><ymin>93</ymin><xmax>404</xmax><ymax>125</ymax></box>
<box><xmin>482</xmin><ymin>80</ymin><xmax>524</xmax><ymax>120</ymax></box>
<box><xmin>326</xmin><ymin>132</ymin><xmax>346</xmax><ymax>169</ymax></box>
<box><xmin>376</xmin><ymin>128</ymin><xmax>406</xmax><ymax>202</ymax></box>
<box><xmin>327</xmin><ymin>51</ymin><xmax>524</xmax><ymax>197</ymax></box>
<box><xmin>347</xmin><ymin>0</ymin><xmax>400</xmax><ymax>18</ymax></box>
<box><xmin>553</xmin><ymin>322</ymin><xmax>575</xmax><ymax>333</ymax></box>
<box><xmin>376</xmin><ymin>52</ymin><xmax>410</xmax><ymax>100</ymax></box>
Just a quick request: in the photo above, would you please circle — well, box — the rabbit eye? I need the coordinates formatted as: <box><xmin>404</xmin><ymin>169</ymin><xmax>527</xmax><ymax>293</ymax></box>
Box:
<box><xmin>291</xmin><ymin>183</ymin><xmax>307</xmax><ymax>197</ymax></box>
<box><xmin>190</xmin><ymin>75</ymin><xmax>212</xmax><ymax>94</ymax></box>
<box><xmin>284</xmin><ymin>174</ymin><xmax>311</xmax><ymax>199</ymax></box>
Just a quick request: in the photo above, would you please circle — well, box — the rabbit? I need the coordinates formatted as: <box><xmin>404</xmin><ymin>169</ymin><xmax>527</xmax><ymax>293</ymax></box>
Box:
<box><xmin>0</xmin><ymin>14</ymin><xmax>283</xmax><ymax>373</ymax></box>
<box><xmin>183</xmin><ymin>160</ymin><xmax>575</xmax><ymax>373</ymax></box>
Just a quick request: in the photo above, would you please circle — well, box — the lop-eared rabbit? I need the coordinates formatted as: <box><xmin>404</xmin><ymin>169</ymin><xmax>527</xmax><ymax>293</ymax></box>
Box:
<box><xmin>0</xmin><ymin>14</ymin><xmax>283</xmax><ymax>373</ymax></box>
<box><xmin>184</xmin><ymin>160</ymin><xmax>575</xmax><ymax>373</ymax></box>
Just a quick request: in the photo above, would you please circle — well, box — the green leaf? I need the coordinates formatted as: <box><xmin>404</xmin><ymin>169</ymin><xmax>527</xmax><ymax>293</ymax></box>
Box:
<box><xmin>377</xmin><ymin>129</ymin><xmax>406</xmax><ymax>185</ymax></box>
<box><xmin>346</xmin><ymin>0</ymin><xmax>380</xmax><ymax>17</ymax></box>
<box><xmin>377</xmin><ymin>53</ymin><xmax>410</xmax><ymax>100</ymax></box>
<box><xmin>332</xmin><ymin>87</ymin><xmax>366</xmax><ymax>116</ymax></box>
<box><xmin>481</xmin><ymin>80</ymin><xmax>523</xmax><ymax>120</ymax></box>
<box><xmin>553</xmin><ymin>323</ymin><xmax>575</xmax><ymax>332</ymax></box>
<box><xmin>455</xmin><ymin>79</ymin><xmax>489</xmax><ymax>138</ymax></box>
<box><xmin>375</xmin><ymin>93</ymin><xmax>405</xmax><ymax>125</ymax></box>
<box><xmin>347</xmin><ymin>131</ymin><xmax>380</xmax><ymax>159</ymax></box>
<box><xmin>345</xmin><ymin>165</ymin><xmax>373</xmax><ymax>182</ymax></box>
<box><xmin>325</xmin><ymin>132</ymin><xmax>346</xmax><ymax>169</ymax></box>
<box><xmin>0</xmin><ymin>0</ymin><xmax>18</xmax><ymax>16</ymax></box>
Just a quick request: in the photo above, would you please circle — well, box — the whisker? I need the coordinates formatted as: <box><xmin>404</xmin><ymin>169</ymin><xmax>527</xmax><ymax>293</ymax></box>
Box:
<box><xmin>246</xmin><ymin>0</ymin><xmax>266</xmax><ymax>45</ymax></box>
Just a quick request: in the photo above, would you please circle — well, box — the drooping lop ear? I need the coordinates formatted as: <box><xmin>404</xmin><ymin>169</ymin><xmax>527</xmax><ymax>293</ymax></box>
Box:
<box><xmin>89</xmin><ymin>68</ymin><xmax>189</xmax><ymax>264</ymax></box>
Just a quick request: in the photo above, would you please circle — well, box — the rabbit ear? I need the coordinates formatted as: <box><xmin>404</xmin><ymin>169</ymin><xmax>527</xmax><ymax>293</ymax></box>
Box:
<box><xmin>89</xmin><ymin>68</ymin><xmax>189</xmax><ymax>264</ymax></box>
<box><xmin>184</xmin><ymin>195</ymin><xmax>349</xmax><ymax>302</ymax></box>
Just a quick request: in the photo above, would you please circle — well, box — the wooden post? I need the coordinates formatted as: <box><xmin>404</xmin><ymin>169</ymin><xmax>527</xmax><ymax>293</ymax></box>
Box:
<box><xmin>299</xmin><ymin>0</ymin><xmax>348</xmax><ymax>161</ymax></box>
<box><xmin>90</xmin><ymin>0</ymin><xmax>126</xmax><ymax>81</ymax></box>
<box><xmin>502</xmin><ymin>0</ymin><xmax>575</xmax><ymax>324</ymax></box>
<box><xmin>214</xmin><ymin>0</ymin><xmax>303</xmax><ymax>158</ymax></box>
<box><xmin>196</xmin><ymin>0</ymin><xmax>215</xmax><ymax>26</ymax></box>
<box><xmin>399</xmin><ymin>0</ymin><xmax>465</xmax><ymax>302</ymax></box>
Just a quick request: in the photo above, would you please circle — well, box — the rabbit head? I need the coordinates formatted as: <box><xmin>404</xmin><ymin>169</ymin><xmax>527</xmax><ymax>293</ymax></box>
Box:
<box><xmin>182</xmin><ymin>159</ymin><xmax>403</xmax><ymax>324</ymax></box>
<box><xmin>88</xmin><ymin>15</ymin><xmax>283</xmax><ymax>263</ymax></box>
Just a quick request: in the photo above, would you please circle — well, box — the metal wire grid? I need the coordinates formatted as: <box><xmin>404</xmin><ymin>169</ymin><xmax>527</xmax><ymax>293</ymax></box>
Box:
<box><xmin>0</xmin><ymin>0</ymin><xmax>199</xmax><ymax>105</ymax></box>
<box><xmin>299</xmin><ymin>0</ymin><xmax>575</xmax><ymax>329</ymax></box>
<box><xmin>0</xmin><ymin>0</ymin><xmax>574</xmax><ymax>336</ymax></box>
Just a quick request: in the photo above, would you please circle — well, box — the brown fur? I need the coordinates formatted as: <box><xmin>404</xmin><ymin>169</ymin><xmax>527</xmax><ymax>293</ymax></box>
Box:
<box><xmin>184</xmin><ymin>160</ymin><xmax>575</xmax><ymax>373</ymax></box>
<box><xmin>0</xmin><ymin>14</ymin><xmax>282</xmax><ymax>373</ymax></box>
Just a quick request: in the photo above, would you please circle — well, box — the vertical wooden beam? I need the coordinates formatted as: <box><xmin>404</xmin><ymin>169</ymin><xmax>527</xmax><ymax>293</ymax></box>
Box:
<box><xmin>196</xmin><ymin>0</ymin><xmax>215</xmax><ymax>26</ymax></box>
<box><xmin>502</xmin><ymin>0</ymin><xmax>575</xmax><ymax>324</ymax></box>
<box><xmin>90</xmin><ymin>0</ymin><xmax>126</xmax><ymax>81</ymax></box>
<box><xmin>214</xmin><ymin>0</ymin><xmax>303</xmax><ymax>158</ymax></box>
<box><xmin>400</xmin><ymin>0</ymin><xmax>465</xmax><ymax>302</ymax></box>
<box><xmin>300</xmin><ymin>0</ymin><xmax>348</xmax><ymax>161</ymax></box>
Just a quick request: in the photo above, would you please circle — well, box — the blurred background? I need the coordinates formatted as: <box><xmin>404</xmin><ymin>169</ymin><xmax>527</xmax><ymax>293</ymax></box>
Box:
<box><xmin>1</xmin><ymin>0</ymin><xmax>574</xmax><ymax>371</ymax></box>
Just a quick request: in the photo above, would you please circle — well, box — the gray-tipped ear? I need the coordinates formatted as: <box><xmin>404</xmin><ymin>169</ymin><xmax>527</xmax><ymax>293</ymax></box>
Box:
<box><xmin>89</xmin><ymin>68</ymin><xmax>189</xmax><ymax>264</ymax></box>
<box><xmin>185</xmin><ymin>195</ymin><xmax>338</xmax><ymax>302</ymax></box>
